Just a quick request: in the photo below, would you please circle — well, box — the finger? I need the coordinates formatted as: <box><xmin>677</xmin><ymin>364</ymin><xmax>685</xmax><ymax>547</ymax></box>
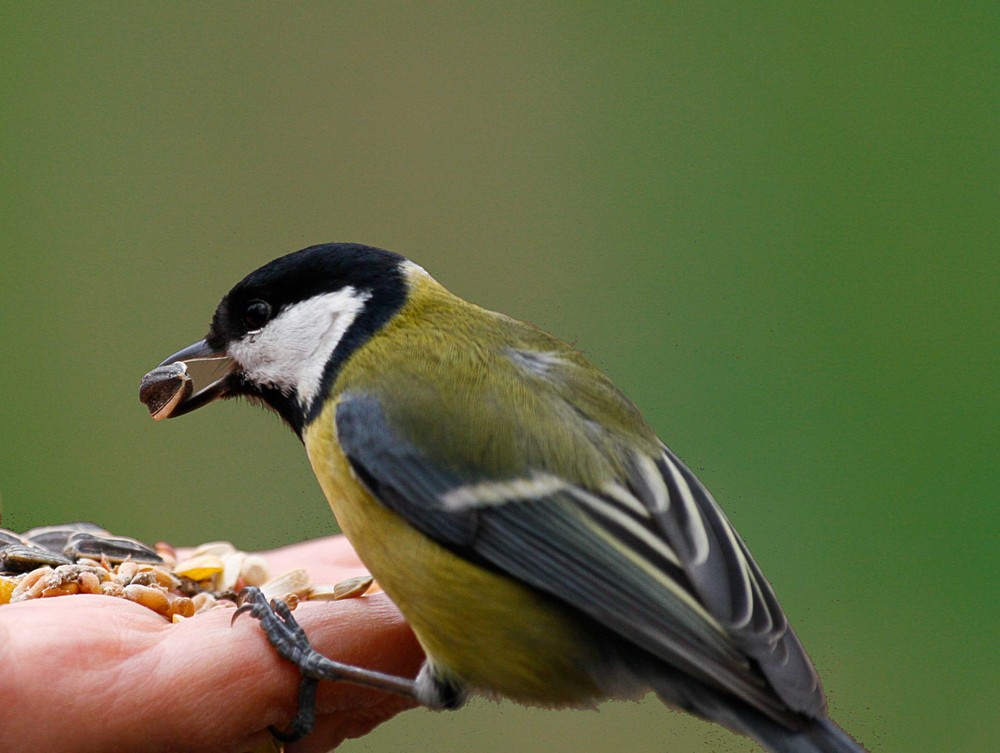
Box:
<box><xmin>262</xmin><ymin>594</ymin><xmax>424</xmax><ymax>728</ymax></box>
<box><xmin>285</xmin><ymin>692</ymin><xmax>418</xmax><ymax>753</ymax></box>
<box><xmin>282</xmin><ymin>594</ymin><xmax>423</xmax><ymax>753</ymax></box>
<box><xmin>261</xmin><ymin>536</ymin><xmax>371</xmax><ymax>584</ymax></box>
<box><xmin>176</xmin><ymin>535</ymin><xmax>369</xmax><ymax>586</ymax></box>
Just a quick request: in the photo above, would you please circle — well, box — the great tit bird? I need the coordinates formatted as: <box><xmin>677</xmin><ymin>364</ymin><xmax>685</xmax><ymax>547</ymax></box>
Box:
<box><xmin>143</xmin><ymin>243</ymin><xmax>865</xmax><ymax>753</ymax></box>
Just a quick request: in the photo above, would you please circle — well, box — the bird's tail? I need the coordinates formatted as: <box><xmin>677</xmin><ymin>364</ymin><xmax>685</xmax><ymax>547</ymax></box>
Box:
<box><xmin>650</xmin><ymin>677</ymin><xmax>867</xmax><ymax>753</ymax></box>
<box><xmin>711</xmin><ymin>706</ymin><xmax>866</xmax><ymax>753</ymax></box>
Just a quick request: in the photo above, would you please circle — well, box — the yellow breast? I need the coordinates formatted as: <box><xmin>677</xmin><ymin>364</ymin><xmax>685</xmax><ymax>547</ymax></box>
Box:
<box><xmin>304</xmin><ymin>401</ymin><xmax>608</xmax><ymax>706</ymax></box>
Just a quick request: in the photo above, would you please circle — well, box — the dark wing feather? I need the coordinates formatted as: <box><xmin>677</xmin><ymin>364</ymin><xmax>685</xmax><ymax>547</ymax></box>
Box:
<box><xmin>335</xmin><ymin>395</ymin><xmax>478</xmax><ymax>545</ymax></box>
<box><xmin>335</xmin><ymin>392</ymin><xmax>818</xmax><ymax>720</ymax></box>
<box><xmin>471</xmin><ymin>493</ymin><xmax>789</xmax><ymax>716</ymax></box>
<box><xmin>628</xmin><ymin>445</ymin><xmax>825</xmax><ymax>716</ymax></box>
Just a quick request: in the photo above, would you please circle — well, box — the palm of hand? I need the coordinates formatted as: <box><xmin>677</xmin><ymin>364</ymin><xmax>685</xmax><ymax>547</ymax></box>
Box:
<box><xmin>0</xmin><ymin>536</ymin><xmax>424</xmax><ymax>753</ymax></box>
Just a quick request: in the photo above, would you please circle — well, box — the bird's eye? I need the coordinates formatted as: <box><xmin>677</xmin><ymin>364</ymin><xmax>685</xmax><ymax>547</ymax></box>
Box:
<box><xmin>242</xmin><ymin>300</ymin><xmax>272</xmax><ymax>331</ymax></box>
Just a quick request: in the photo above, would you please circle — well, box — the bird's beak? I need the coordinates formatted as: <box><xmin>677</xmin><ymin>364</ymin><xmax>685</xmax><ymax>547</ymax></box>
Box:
<box><xmin>139</xmin><ymin>339</ymin><xmax>237</xmax><ymax>420</ymax></box>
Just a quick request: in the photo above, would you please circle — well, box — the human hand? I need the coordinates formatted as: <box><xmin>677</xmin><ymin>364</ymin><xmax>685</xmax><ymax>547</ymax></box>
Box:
<box><xmin>0</xmin><ymin>535</ymin><xmax>424</xmax><ymax>753</ymax></box>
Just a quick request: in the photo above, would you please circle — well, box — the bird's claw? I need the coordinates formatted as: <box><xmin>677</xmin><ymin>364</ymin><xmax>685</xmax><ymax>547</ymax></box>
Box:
<box><xmin>233</xmin><ymin>586</ymin><xmax>319</xmax><ymax>742</ymax></box>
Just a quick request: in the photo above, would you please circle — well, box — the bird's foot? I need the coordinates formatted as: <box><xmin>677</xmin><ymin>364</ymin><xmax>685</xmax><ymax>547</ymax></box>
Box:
<box><xmin>233</xmin><ymin>586</ymin><xmax>419</xmax><ymax>741</ymax></box>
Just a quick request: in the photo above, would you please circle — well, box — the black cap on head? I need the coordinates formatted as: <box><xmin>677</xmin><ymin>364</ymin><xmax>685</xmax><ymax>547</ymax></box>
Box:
<box><xmin>207</xmin><ymin>243</ymin><xmax>407</xmax><ymax>352</ymax></box>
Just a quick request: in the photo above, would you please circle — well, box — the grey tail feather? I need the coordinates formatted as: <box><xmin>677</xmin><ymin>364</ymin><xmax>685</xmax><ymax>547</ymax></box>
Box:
<box><xmin>724</xmin><ymin>712</ymin><xmax>867</xmax><ymax>753</ymax></box>
<box><xmin>651</xmin><ymin>679</ymin><xmax>867</xmax><ymax>753</ymax></box>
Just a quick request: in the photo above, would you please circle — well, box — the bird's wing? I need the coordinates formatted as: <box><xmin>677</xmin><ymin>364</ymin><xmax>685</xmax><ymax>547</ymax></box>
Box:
<box><xmin>335</xmin><ymin>369</ymin><xmax>824</xmax><ymax>720</ymax></box>
<box><xmin>636</xmin><ymin>442</ymin><xmax>826</xmax><ymax>717</ymax></box>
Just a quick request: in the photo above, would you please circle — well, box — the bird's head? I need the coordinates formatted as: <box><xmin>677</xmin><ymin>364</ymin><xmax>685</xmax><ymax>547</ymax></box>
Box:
<box><xmin>142</xmin><ymin>243</ymin><xmax>412</xmax><ymax>436</ymax></box>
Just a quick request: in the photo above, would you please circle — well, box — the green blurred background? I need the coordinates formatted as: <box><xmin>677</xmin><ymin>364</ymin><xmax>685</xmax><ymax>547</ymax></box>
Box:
<box><xmin>1</xmin><ymin>3</ymin><xmax>995</xmax><ymax>751</ymax></box>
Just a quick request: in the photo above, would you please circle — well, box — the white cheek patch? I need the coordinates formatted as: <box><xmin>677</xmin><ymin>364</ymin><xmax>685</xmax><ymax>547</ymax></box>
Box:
<box><xmin>228</xmin><ymin>287</ymin><xmax>370</xmax><ymax>409</ymax></box>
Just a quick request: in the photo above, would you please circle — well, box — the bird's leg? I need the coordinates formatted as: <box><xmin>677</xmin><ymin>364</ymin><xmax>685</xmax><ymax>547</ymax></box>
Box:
<box><xmin>233</xmin><ymin>586</ymin><xmax>419</xmax><ymax>741</ymax></box>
